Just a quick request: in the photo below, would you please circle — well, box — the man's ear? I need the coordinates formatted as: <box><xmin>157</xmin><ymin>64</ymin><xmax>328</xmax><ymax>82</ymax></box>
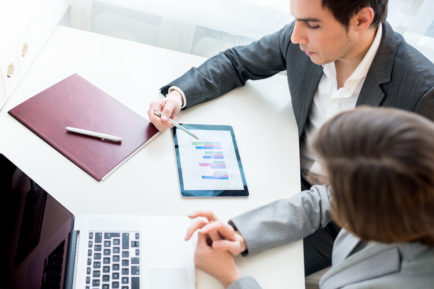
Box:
<box><xmin>352</xmin><ymin>7</ymin><xmax>375</xmax><ymax>30</ymax></box>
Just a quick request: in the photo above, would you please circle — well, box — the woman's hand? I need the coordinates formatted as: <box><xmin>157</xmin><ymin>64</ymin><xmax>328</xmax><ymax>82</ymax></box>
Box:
<box><xmin>194</xmin><ymin>230</ymin><xmax>241</xmax><ymax>288</ymax></box>
<box><xmin>185</xmin><ymin>210</ymin><xmax>247</xmax><ymax>256</ymax></box>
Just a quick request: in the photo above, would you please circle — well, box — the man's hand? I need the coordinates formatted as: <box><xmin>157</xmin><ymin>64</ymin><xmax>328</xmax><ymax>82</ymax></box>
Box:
<box><xmin>148</xmin><ymin>90</ymin><xmax>183</xmax><ymax>131</ymax></box>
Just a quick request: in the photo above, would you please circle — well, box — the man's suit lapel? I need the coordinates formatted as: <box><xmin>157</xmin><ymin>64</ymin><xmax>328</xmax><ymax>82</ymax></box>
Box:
<box><xmin>290</xmin><ymin>57</ymin><xmax>323</xmax><ymax>137</ymax></box>
<box><xmin>357</xmin><ymin>22</ymin><xmax>397</xmax><ymax>107</ymax></box>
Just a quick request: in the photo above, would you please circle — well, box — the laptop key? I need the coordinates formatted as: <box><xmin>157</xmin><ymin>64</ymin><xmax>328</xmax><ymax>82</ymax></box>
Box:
<box><xmin>122</xmin><ymin>277</ymin><xmax>129</xmax><ymax>284</ymax></box>
<box><xmin>131</xmin><ymin>257</ymin><xmax>139</xmax><ymax>264</ymax></box>
<box><xmin>131</xmin><ymin>266</ymin><xmax>139</xmax><ymax>275</ymax></box>
<box><xmin>95</xmin><ymin>233</ymin><xmax>102</xmax><ymax>243</ymax></box>
<box><xmin>113</xmin><ymin>272</ymin><xmax>120</xmax><ymax>280</ymax></box>
<box><xmin>112</xmin><ymin>281</ymin><xmax>119</xmax><ymax>288</ymax></box>
<box><xmin>122</xmin><ymin>233</ymin><xmax>129</xmax><ymax>249</ymax></box>
<box><xmin>131</xmin><ymin>277</ymin><xmax>140</xmax><ymax>289</ymax></box>
<box><xmin>122</xmin><ymin>251</ymin><xmax>129</xmax><ymax>258</ymax></box>
<box><xmin>103</xmin><ymin>284</ymin><xmax>109</xmax><ymax>289</ymax></box>
<box><xmin>103</xmin><ymin>266</ymin><xmax>110</xmax><ymax>273</ymax></box>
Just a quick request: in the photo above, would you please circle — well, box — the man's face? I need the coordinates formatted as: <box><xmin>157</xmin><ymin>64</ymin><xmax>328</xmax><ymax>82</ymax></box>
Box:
<box><xmin>290</xmin><ymin>0</ymin><xmax>358</xmax><ymax>65</ymax></box>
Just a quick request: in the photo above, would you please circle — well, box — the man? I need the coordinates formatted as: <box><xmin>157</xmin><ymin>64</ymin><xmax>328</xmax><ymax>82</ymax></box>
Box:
<box><xmin>148</xmin><ymin>0</ymin><xmax>434</xmax><ymax>275</ymax></box>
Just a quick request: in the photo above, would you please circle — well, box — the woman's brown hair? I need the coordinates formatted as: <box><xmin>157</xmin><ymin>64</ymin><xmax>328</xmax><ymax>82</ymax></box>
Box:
<box><xmin>313</xmin><ymin>106</ymin><xmax>434</xmax><ymax>245</ymax></box>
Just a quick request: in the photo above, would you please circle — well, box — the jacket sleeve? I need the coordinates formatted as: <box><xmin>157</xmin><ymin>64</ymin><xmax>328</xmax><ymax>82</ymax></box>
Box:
<box><xmin>160</xmin><ymin>23</ymin><xmax>294</xmax><ymax>108</ymax></box>
<box><xmin>230</xmin><ymin>185</ymin><xmax>333</xmax><ymax>256</ymax></box>
<box><xmin>227</xmin><ymin>276</ymin><xmax>263</xmax><ymax>289</ymax></box>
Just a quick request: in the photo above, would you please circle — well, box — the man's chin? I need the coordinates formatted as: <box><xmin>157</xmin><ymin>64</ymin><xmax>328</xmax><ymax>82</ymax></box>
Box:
<box><xmin>309</xmin><ymin>55</ymin><xmax>328</xmax><ymax>66</ymax></box>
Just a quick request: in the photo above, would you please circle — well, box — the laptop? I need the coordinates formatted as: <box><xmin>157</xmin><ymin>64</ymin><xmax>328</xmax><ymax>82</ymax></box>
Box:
<box><xmin>0</xmin><ymin>153</ymin><xmax>195</xmax><ymax>289</ymax></box>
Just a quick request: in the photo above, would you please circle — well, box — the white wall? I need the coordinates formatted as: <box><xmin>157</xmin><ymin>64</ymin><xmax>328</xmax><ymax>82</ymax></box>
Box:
<box><xmin>66</xmin><ymin>0</ymin><xmax>433</xmax><ymax>61</ymax></box>
<box><xmin>0</xmin><ymin>0</ymin><xmax>69</xmax><ymax>110</ymax></box>
<box><xmin>68</xmin><ymin>0</ymin><xmax>292</xmax><ymax>58</ymax></box>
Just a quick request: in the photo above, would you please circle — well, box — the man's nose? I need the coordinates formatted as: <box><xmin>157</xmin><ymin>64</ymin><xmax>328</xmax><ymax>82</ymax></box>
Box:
<box><xmin>291</xmin><ymin>22</ymin><xmax>307</xmax><ymax>45</ymax></box>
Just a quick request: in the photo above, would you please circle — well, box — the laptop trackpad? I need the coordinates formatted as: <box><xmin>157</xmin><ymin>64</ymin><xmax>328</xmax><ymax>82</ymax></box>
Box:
<box><xmin>150</xmin><ymin>268</ymin><xmax>190</xmax><ymax>289</ymax></box>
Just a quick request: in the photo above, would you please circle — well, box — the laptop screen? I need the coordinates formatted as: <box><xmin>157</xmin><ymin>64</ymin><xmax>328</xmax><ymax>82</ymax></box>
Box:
<box><xmin>0</xmin><ymin>154</ymin><xmax>74</xmax><ymax>289</ymax></box>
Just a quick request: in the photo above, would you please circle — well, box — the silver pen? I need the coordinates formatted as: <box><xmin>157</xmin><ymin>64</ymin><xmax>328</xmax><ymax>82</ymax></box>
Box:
<box><xmin>153</xmin><ymin>110</ymin><xmax>199</xmax><ymax>140</ymax></box>
<box><xmin>66</xmin><ymin>126</ymin><xmax>123</xmax><ymax>143</ymax></box>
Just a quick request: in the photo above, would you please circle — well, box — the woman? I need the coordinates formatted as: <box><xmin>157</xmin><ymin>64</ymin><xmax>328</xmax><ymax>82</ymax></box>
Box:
<box><xmin>185</xmin><ymin>106</ymin><xmax>434</xmax><ymax>289</ymax></box>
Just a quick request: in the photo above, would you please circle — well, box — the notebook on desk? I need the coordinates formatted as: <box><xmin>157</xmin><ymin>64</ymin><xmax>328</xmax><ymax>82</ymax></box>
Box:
<box><xmin>0</xmin><ymin>153</ymin><xmax>196</xmax><ymax>289</ymax></box>
<box><xmin>8</xmin><ymin>74</ymin><xmax>159</xmax><ymax>181</ymax></box>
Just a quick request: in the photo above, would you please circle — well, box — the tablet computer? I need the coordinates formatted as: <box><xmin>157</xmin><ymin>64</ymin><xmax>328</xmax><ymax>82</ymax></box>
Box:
<box><xmin>173</xmin><ymin>124</ymin><xmax>249</xmax><ymax>197</ymax></box>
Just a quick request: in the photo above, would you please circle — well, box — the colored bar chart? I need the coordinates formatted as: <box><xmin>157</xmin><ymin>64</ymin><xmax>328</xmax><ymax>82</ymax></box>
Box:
<box><xmin>199</xmin><ymin>161</ymin><xmax>227</xmax><ymax>169</ymax></box>
<box><xmin>202</xmin><ymin>171</ymin><xmax>229</xmax><ymax>180</ymax></box>
<box><xmin>195</xmin><ymin>141</ymin><xmax>229</xmax><ymax>180</ymax></box>
<box><xmin>192</xmin><ymin>142</ymin><xmax>222</xmax><ymax>150</ymax></box>
<box><xmin>202</xmin><ymin>151</ymin><xmax>224</xmax><ymax>159</ymax></box>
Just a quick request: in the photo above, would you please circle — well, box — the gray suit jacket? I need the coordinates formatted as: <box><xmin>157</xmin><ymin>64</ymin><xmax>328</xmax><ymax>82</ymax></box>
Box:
<box><xmin>162</xmin><ymin>21</ymin><xmax>434</xmax><ymax>131</ymax></box>
<box><xmin>227</xmin><ymin>186</ymin><xmax>434</xmax><ymax>289</ymax></box>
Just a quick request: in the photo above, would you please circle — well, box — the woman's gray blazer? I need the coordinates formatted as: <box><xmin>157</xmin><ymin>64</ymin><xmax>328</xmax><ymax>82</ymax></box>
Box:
<box><xmin>227</xmin><ymin>186</ymin><xmax>434</xmax><ymax>289</ymax></box>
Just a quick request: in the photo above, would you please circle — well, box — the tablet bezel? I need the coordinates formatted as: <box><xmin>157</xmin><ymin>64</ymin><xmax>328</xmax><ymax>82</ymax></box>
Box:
<box><xmin>173</xmin><ymin>124</ymin><xmax>249</xmax><ymax>197</ymax></box>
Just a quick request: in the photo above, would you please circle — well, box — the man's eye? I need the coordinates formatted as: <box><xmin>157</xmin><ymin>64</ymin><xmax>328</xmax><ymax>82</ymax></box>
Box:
<box><xmin>306</xmin><ymin>22</ymin><xmax>320</xmax><ymax>29</ymax></box>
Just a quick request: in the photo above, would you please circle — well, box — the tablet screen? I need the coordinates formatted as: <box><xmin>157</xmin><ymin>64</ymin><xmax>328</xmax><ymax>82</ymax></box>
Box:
<box><xmin>173</xmin><ymin>124</ymin><xmax>248</xmax><ymax>197</ymax></box>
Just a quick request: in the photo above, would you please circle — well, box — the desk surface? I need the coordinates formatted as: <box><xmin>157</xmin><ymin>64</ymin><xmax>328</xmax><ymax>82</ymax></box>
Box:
<box><xmin>0</xmin><ymin>26</ymin><xmax>304</xmax><ymax>289</ymax></box>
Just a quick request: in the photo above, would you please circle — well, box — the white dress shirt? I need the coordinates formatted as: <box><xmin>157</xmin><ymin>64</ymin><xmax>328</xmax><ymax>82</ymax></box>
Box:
<box><xmin>301</xmin><ymin>25</ymin><xmax>383</xmax><ymax>185</ymax></box>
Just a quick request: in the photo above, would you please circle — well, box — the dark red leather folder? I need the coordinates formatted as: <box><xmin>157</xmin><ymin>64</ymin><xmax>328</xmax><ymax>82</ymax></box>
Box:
<box><xmin>9</xmin><ymin>74</ymin><xmax>158</xmax><ymax>181</ymax></box>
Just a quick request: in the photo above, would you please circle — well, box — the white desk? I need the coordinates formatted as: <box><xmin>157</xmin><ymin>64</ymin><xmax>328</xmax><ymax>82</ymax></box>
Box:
<box><xmin>0</xmin><ymin>26</ymin><xmax>304</xmax><ymax>289</ymax></box>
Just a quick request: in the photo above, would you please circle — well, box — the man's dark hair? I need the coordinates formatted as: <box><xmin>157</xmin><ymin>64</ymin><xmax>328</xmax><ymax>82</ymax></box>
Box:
<box><xmin>322</xmin><ymin>0</ymin><xmax>388</xmax><ymax>28</ymax></box>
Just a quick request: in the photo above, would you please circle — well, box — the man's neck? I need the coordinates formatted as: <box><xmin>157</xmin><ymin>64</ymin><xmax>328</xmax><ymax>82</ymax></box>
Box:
<box><xmin>335</xmin><ymin>27</ymin><xmax>377</xmax><ymax>88</ymax></box>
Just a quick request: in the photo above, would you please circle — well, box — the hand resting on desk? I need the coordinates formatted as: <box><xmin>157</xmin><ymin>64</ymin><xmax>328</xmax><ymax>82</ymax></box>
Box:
<box><xmin>185</xmin><ymin>210</ymin><xmax>247</xmax><ymax>288</ymax></box>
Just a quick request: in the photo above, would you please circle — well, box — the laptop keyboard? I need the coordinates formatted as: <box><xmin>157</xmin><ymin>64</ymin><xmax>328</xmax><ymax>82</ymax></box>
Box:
<box><xmin>86</xmin><ymin>232</ymin><xmax>140</xmax><ymax>289</ymax></box>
